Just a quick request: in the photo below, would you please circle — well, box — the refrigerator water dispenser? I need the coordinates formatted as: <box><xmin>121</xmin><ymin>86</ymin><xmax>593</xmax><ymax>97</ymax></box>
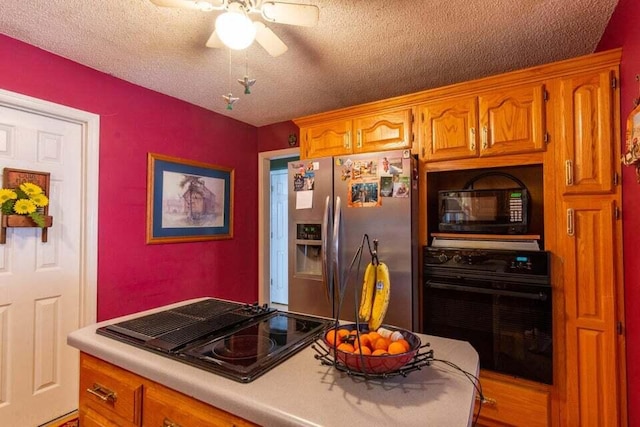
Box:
<box><xmin>294</xmin><ymin>223</ymin><xmax>322</xmax><ymax>278</ymax></box>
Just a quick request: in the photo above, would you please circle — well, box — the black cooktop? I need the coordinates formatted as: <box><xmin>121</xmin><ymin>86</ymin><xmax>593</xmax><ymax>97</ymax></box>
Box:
<box><xmin>97</xmin><ymin>298</ymin><xmax>332</xmax><ymax>383</ymax></box>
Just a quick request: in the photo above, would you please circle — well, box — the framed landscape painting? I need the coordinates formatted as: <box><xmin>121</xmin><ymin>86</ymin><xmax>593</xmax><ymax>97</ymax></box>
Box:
<box><xmin>146</xmin><ymin>153</ymin><xmax>234</xmax><ymax>244</ymax></box>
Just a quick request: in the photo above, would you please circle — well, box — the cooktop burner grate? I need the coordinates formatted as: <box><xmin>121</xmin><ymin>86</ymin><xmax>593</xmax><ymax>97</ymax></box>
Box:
<box><xmin>146</xmin><ymin>311</ymin><xmax>255</xmax><ymax>351</ymax></box>
<box><xmin>102</xmin><ymin>299</ymin><xmax>247</xmax><ymax>342</ymax></box>
<box><xmin>108</xmin><ymin>311</ymin><xmax>200</xmax><ymax>340</ymax></box>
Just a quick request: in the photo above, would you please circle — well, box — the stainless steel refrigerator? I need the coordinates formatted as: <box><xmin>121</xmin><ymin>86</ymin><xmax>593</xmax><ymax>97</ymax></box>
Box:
<box><xmin>287</xmin><ymin>149</ymin><xmax>419</xmax><ymax>331</ymax></box>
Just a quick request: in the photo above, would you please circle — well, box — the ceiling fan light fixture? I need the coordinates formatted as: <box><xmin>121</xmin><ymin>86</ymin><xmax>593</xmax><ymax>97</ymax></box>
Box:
<box><xmin>215</xmin><ymin>6</ymin><xmax>257</xmax><ymax>50</ymax></box>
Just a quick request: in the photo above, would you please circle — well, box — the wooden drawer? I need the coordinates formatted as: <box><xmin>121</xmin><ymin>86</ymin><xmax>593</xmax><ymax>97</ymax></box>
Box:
<box><xmin>143</xmin><ymin>382</ymin><xmax>258</xmax><ymax>427</ymax></box>
<box><xmin>80</xmin><ymin>353</ymin><xmax>143</xmax><ymax>426</ymax></box>
<box><xmin>475</xmin><ymin>373</ymin><xmax>550</xmax><ymax>427</ymax></box>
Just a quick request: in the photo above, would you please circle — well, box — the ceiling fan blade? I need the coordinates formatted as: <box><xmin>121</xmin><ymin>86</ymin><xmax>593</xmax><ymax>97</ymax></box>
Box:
<box><xmin>254</xmin><ymin>22</ymin><xmax>288</xmax><ymax>57</ymax></box>
<box><xmin>149</xmin><ymin>0</ymin><xmax>224</xmax><ymax>11</ymax></box>
<box><xmin>205</xmin><ymin>30</ymin><xmax>225</xmax><ymax>48</ymax></box>
<box><xmin>260</xmin><ymin>2</ymin><xmax>319</xmax><ymax>27</ymax></box>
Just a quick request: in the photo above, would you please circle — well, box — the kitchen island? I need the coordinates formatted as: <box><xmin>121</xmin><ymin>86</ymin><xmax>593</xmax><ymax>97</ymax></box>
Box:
<box><xmin>68</xmin><ymin>298</ymin><xmax>480</xmax><ymax>426</ymax></box>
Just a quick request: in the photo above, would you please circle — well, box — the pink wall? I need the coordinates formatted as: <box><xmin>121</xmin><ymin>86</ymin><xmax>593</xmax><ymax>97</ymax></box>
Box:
<box><xmin>257</xmin><ymin>120</ymin><xmax>299</xmax><ymax>152</ymax></box>
<box><xmin>0</xmin><ymin>34</ymin><xmax>262</xmax><ymax>320</ymax></box>
<box><xmin>597</xmin><ymin>0</ymin><xmax>640</xmax><ymax>422</ymax></box>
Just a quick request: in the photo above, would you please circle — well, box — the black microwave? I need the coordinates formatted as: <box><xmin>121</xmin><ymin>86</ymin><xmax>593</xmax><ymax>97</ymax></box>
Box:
<box><xmin>438</xmin><ymin>188</ymin><xmax>529</xmax><ymax>234</ymax></box>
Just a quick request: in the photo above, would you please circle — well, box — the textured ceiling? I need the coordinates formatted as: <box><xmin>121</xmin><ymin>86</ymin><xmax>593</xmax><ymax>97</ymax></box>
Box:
<box><xmin>0</xmin><ymin>0</ymin><xmax>619</xmax><ymax>127</ymax></box>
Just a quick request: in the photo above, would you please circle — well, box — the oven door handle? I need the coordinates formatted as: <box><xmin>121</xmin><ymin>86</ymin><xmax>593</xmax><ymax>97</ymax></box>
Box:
<box><xmin>426</xmin><ymin>280</ymin><xmax>548</xmax><ymax>301</ymax></box>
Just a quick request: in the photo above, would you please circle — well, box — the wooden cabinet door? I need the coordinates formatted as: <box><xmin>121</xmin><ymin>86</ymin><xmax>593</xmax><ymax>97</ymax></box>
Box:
<box><xmin>478</xmin><ymin>84</ymin><xmax>546</xmax><ymax>157</ymax></box>
<box><xmin>79</xmin><ymin>353</ymin><xmax>143</xmax><ymax>426</ymax></box>
<box><xmin>353</xmin><ymin>108</ymin><xmax>413</xmax><ymax>154</ymax></box>
<box><xmin>558</xmin><ymin>69</ymin><xmax>616</xmax><ymax>194</ymax></box>
<box><xmin>143</xmin><ymin>382</ymin><xmax>257</xmax><ymax>427</ymax></box>
<box><xmin>301</xmin><ymin>119</ymin><xmax>352</xmax><ymax>159</ymax></box>
<box><xmin>419</xmin><ymin>97</ymin><xmax>478</xmax><ymax>161</ymax></box>
<box><xmin>561</xmin><ymin>197</ymin><xmax>623</xmax><ymax>427</ymax></box>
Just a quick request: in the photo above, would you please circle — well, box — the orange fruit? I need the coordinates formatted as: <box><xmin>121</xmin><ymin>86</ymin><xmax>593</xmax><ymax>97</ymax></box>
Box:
<box><xmin>372</xmin><ymin>349</ymin><xmax>388</xmax><ymax>356</ymax></box>
<box><xmin>373</xmin><ymin>337</ymin><xmax>390</xmax><ymax>351</ymax></box>
<box><xmin>326</xmin><ymin>328</ymin><xmax>350</xmax><ymax>346</ymax></box>
<box><xmin>396</xmin><ymin>338</ymin><xmax>411</xmax><ymax>352</ymax></box>
<box><xmin>325</xmin><ymin>330</ymin><xmax>340</xmax><ymax>346</ymax></box>
<box><xmin>368</xmin><ymin>331</ymin><xmax>381</xmax><ymax>342</ymax></box>
<box><xmin>337</xmin><ymin>342</ymin><xmax>354</xmax><ymax>353</ymax></box>
<box><xmin>353</xmin><ymin>345</ymin><xmax>372</xmax><ymax>355</ymax></box>
<box><xmin>338</xmin><ymin>329</ymin><xmax>350</xmax><ymax>339</ymax></box>
<box><xmin>353</xmin><ymin>334</ymin><xmax>371</xmax><ymax>350</ymax></box>
<box><xmin>388</xmin><ymin>341</ymin><xmax>406</xmax><ymax>355</ymax></box>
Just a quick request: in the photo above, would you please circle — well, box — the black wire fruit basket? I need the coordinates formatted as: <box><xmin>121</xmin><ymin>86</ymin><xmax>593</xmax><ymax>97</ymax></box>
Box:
<box><xmin>312</xmin><ymin>323</ymin><xmax>434</xmax><ymax>379</ymax></box>
<box><xmin>312</xmin><ymin>234</ymin><xmax>434</xmax><ymax>379</ymax></box>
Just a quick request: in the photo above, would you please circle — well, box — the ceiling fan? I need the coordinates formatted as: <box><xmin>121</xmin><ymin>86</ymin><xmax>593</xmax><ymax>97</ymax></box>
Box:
<box><xmin>150</xmin><ymin>0</ymin><xmax>320</xmax><ymax>57</ymax></box>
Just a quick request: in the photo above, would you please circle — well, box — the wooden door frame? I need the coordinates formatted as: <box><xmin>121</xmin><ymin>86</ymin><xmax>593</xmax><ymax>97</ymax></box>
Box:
<box><xmin>257</xmin><ymin>147</ymin><xmax>298</xmax><ymax>306</ymax></box>
<box><xmin>0</xmin><ymin>88</ymin><xmax>100</xmax><ymax>326</ymax></box>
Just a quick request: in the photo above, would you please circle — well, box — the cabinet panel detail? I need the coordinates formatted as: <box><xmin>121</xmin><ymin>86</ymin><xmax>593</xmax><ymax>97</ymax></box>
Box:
<box><xmin>303</xmin><ymin>120</ymin><xmax>352</xmax><ymax>158</ymax></box>
<box><xmin>353</xmin><ymin>109</ymin><xmax>412</xmax><ymax>153</ymax></box>
<box><xmin>479</xmin><ymin>84</ymin><xmax>546</xmax><ymax>157</ymax></box>
<box><xmin>559</xmin><ymin>70</ymin><xmax>614</xmax><ymax>194</ymax></box>
<box><xmin>577</xmin><ymin>329</ymin><xmax>616</xmax><ymax>427</ymax></box>
<box><xmin>420</xmin><ymin>97</ymin><xmax>478</xmax><ymax>161</ymax></box>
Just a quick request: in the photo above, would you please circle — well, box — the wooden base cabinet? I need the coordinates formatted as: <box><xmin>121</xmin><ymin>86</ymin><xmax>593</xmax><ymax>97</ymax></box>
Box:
<box><xmin>475</xmin><ymin>372</ymin><xmax>551</xmax><ymax>427</ymax></box>
<box><xmin>79</xmin><ymin>353</ymin><xmax>258</xmax><ymax>427</ymax></box>
<box><xmin>560</xmin><ymin>198</ymin><xmax>623</xmax><ymax>427</ymax></box>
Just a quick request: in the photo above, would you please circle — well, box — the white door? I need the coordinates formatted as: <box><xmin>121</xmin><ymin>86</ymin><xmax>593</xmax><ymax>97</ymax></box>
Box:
<box><xmin>270</xmin><ymin>169</ymin><xmax>288</xmax><ymax>305</ymax></box>
<box><xmin>0</xmin><ymin>105</ymin><xmax>83</xmax><ymax>425</ymax></box>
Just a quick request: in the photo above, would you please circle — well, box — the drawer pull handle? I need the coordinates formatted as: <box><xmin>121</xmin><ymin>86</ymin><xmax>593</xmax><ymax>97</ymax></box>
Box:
<box><xmin>86</xmin><ymin>383</ymin><xmax>117</xmax><ymax>403</ymax></box>
<box><xmin>163</xmin><ymin>418</ymin><xmax>182</xmax><ymax>427</ymax></box>
<box><xmin>475</xmin><ymin>394</ymin><xmax>497</xmax><ymax>406</ymax></box>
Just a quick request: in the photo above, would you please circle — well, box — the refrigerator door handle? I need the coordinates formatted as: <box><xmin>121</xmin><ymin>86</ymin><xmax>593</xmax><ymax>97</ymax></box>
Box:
<box><xmin>321</xmin><ymin>196</ymin><xmax>332</xmax><ymax>302</ymax></box>
<box><xmin>332</xmin><ymin>196</ymin><xmax>342</xmax><ymax>307</ymax></box>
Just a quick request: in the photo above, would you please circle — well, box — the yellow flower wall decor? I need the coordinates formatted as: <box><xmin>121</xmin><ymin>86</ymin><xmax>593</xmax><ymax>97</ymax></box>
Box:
<box><xmin>0</xmin><ymin>182</ymin><xmax>50</xmax><ymax>227</ymax></box>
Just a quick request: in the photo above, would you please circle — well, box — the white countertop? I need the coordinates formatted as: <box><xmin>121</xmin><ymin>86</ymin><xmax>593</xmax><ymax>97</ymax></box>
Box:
<box><xmin>68</xmin><ymin>298</ymin><xmax>479</xmax><ymax>427</ymax></box>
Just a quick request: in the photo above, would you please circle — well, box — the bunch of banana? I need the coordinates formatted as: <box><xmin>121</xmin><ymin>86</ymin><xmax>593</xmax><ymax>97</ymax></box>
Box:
<box><xmin>358</xmin><ymin>261</ymin><xmax>391</xmax><ymax>331</ymax></box>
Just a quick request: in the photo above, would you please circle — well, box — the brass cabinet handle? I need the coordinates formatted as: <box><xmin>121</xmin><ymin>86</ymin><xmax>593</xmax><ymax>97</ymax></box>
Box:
<box><xmin>344</xmin><ymin>131</ymin><xmax>351</xmax><ymax>150</ymax></box>
<box><xmin>163</xmin><ymin>418</ymin><xmax>182</xmax><ymax>427</ymax></box>
<box><xmin>86</xmin><ymin>383</ymin><xmax>117</xmax><ymax>403</ymax></box>
<box><xmin>475</xmin><ymin>394</ymin><xmax>497</xmax><ymax>406</ymax></box>
<box><xmin>567</xmin><ymin>208</ymin><xmax>575</xmax><ymax>236</ymax></box>
<box><xmin>469</xmin><ymin>127</ymin><xmax>476</xmax><ymax>151</ymax></box>
<box><xmin>565</xmin><ymin>159</ymin><xmax>574</xmax><ymax>186</ymax></box>
<box><xmin>481</xmin><ymin>126</ymin><xmax>488</xmax><ymax>150</ymax></box>
<box><xmin>356</xmin><ymin>129</ymin><xmax>362</xmax><ymax>149</ymax></box>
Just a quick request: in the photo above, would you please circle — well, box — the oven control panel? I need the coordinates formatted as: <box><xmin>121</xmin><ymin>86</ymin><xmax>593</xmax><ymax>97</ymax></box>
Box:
<box><xmin>423</xmin><ymin>247</ymin><xmax>549</xmax><ymax>276</ymax></box>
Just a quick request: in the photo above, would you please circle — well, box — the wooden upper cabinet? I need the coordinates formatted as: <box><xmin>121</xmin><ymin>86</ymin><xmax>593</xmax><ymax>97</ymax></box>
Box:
<box><xmin>297</xmin><ymin>108</ymin><xmax>413</xmax><ymax>159</ymax></box>
<box><xmin>353</xmin><ymin>108</ymin><xmax>413</xmax><ymax>154</ymax></box>
<box><xmin>558</xmin><ymin>69</ymin><xmax>617</xmax><ymax>195</ymax></box>
<box><xmin>478</xmin><ymin>84</ymin><xmax>547</xmax><ymax>157</ymax></box>
<box><xmin>419</xmin><ymin>85</ymin><xmax>546</xmax><ymax>162</ymax></box>
<box><xmin>419</xmin><ymin>96</ymin><xmax>479</xmax><ymax>161</ymax></box>
<box><xmin>302</xmin><ymin>119</ymin><xmax>352</xmax><ymax>158</ymax></box>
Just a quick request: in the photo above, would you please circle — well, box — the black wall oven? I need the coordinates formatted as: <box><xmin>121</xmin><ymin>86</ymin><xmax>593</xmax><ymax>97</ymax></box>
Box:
<box><xmin>422</xmin><ymin>247</ymin><xmax>552</xmax><ymax>384</ymax></box>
